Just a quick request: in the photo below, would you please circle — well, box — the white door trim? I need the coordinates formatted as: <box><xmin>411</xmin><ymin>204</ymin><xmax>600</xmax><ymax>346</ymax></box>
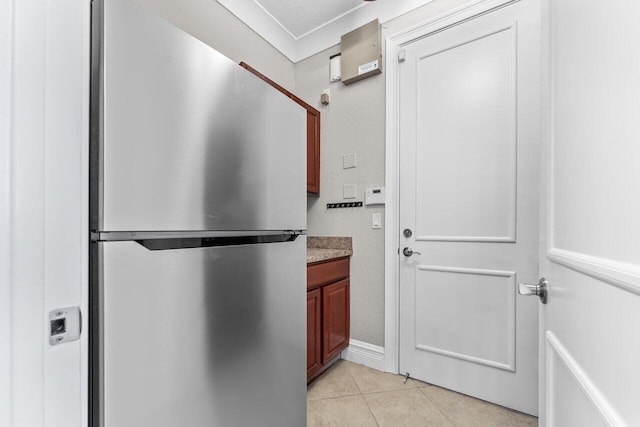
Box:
<box><xmin>0</xmin><ymin>0</ymin><xmax>14</xmax><ymax>424</ymax></box>
<box><xmin>384</xmin><ymin>0</ymin><xmax>526</xmax><ymax>373</ymax></box>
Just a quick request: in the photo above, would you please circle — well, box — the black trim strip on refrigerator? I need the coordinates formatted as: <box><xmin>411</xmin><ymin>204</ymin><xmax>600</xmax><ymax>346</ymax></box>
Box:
<box><xmin>135</xmin><ymin>233</ymin><xmax>299</xmax><ymax>251</ymax></box>
<box><xmin>88</xmin><ymin>0</ymin><xmax>104</xmax><ymax>425</ymax></box>
<box><xmin>91</xmin><ymin>229</ymin><xmax>305</xmax><ymax>242</ymax></box>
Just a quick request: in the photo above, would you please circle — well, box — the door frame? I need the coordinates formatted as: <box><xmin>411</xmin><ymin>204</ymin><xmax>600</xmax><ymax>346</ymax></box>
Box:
<box><xmin>384</xmin><ymin>0</ymin><xmax>528</xmax><ymax>373</ymax></box>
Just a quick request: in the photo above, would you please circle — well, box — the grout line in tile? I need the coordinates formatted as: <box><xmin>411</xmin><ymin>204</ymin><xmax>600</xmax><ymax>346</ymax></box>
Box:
<box><xmin>344</xmin><ymin>360</ymin><xmax>365</xmax><ymax>396</ymax></box>
<box><xmin>418</xmin><ymin>384</ymin><xmax>458</xmax><ymax>426</ymax></box>
<box><xmin>359</xmin><ymin>387</ymin><xmax>411</xmax><ymax>396</ymax></box>
<box><xmin>306</xmin><ymin>391</ymin><xmax>361</xmax><ymax>402</ymax></box>
<box><xmin>361</xmin><ymin>389</ymin><xmax>384</xmax><ymax>427</ymax></box>
<box><xmin>348</xmin><ymin>365</ymin><xmax>381</xmax><ymax>426</ymax></box>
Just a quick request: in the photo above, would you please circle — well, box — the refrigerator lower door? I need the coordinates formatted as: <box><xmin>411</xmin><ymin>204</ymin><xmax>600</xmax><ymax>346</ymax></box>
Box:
<box><xmin>97</xmin><ymin>237</ymin><xmax>306</xmax><ymax>426</ymax></box>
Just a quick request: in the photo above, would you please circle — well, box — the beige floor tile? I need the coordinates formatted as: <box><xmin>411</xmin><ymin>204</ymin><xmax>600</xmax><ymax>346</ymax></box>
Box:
<box><xmin>307</xmin><ymin>360</ymin><xmax>361</xmax><ymax>400</ymax></box>
<box><xmin>421</xmin><ymin>385</ymin><xmax>538</xmax><ymax>427</ymax></box>
<box><xmin>508</xmin><ymin>409</ymin><xmax>539</xmax><ymax>426</ymax></box>
<box><xmin>306</xmin><ymin>361</ymin><xmax>539</xmax><ymax>426</ymax></box>
<box><xmin>348</xmin><ymin>362</ymin><xmax>422</xmax><ymax>394</ymax></box>
<box><xmin>364</xmin><ymin>388</ymin><xmax>454</xmax><ymax>427</ymax></box>
<box><xmin>307</xmin><ymin>395</ymin><xmax>378</xmax><ymax>427</ymax></box>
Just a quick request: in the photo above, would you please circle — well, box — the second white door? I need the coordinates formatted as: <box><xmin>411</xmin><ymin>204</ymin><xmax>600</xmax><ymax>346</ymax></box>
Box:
<box><xmin>398</xmin><ymin>0</ymin><xmax>540</xmax><ymax>415</ymax></box>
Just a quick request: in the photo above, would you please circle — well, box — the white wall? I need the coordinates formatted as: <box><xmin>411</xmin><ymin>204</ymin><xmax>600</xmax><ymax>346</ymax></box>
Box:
<box><xmin>136</xmin><ymin>0</ymin><xmax>296</xmax><ymax>91</ymax></box>
<box><xmin>296</xmin><ymin>0</ymin><xmax>474</xmax><ymax>348</ymax></box>
<box><xmin>2</xmin><ymin>0</ymin><xmax>90</xmax><ymax>425</ymax></box>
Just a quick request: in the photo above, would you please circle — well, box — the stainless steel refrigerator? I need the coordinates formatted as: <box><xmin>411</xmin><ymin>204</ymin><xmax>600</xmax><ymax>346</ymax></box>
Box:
<box><xmin>89</xmin><ymin>0</ymin><xmax>307</xmax><ymax>425</ymax></box>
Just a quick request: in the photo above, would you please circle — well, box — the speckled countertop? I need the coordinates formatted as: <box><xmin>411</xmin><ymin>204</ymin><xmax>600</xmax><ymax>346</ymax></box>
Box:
<box><xmin>307</xmin><ymin>236</ymin><xmax>353</xmax><ymax>264</ymax></box>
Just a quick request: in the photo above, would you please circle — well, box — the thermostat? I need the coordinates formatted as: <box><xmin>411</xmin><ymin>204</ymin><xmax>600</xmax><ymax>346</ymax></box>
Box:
<box><xmin>365</xmin><ymin>187</ymin><xmax>385</xmax><ymax>206</ymax></box>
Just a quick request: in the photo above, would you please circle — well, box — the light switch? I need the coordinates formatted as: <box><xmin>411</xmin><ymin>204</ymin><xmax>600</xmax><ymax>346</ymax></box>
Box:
<box><xmin>343</xmin><ymin>184</ymin><xmax>357</xmax><ymax>199</ymax></box>
<box><xmin>372</xmin><ymin>213</ymin><xmax>382</xmax><ymax>229</ymax></box>
<box><xmin>343</xmin><ymin>153</ymin><xmax>357</xmax><ymax>169</ymax></box>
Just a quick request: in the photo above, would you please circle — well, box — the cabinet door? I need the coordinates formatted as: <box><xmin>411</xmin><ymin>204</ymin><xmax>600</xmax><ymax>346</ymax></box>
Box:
<box><xmin>239</xmin><ymin>63</ymin><xmax>321</xmax><ymax>195</ymax></box>
<box><xmin>307</xmin><ymin>288</ymin><xmax>322</xmax><ymax>379</ymax></box>
<box><xmin>291</xmin><ymin>94</ymin><xmax>320</xmax><ymax>194</ymax></box>
<box><xmin>322</xmin><ymin>279</ymin><xmax>350</xmax><ymax>362</ymax></box>
<box><xmin>305</xmin><ymin>108</ymin><xmax>320</xmax><ymax>194</ymax></box>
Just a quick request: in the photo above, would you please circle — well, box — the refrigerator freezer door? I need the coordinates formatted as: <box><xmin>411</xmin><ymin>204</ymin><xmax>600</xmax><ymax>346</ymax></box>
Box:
<box><xmin>99</xmin><ymin>237</ymin><xmax>306</xmax><ymax>426</ymax></box>
<box><xmin>96</xmin><ymin>0</ymin><xmax>306</xmax><ymax>232</ymax></box>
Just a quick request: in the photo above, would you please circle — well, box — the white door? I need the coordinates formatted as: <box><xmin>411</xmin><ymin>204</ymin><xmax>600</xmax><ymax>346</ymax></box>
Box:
<box><xmin>537</xmin><ymin>0</ymin><xmax>640</xmax><ymax>425</ymax></box>
<box><xmin>2</xmin><ymin>1</ymin><xmax>90</xmax><ymax>425</ymax></box>
<box><xmin>398</xmin><ymin>0</ymin><xmax>540</xmax><ymax>415</ymax></box>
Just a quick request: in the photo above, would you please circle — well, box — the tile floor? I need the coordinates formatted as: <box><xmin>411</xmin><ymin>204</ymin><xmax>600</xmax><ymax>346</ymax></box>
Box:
<box><xmin>307</xmin><ymin>360</ymin><xmax>538</xmax><ymax>427</ymax></box>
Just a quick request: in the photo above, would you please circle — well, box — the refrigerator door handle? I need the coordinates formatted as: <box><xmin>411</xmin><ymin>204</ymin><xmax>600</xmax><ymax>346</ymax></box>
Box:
<box><xmin>91</xmin><ymin>230</ymin><xmax>305</xmax><ymax>250</ymax></box>
<box><xmin>136</xmin><ymin>233</ymin><xmax>299</xmax><ymax>251</ymax></box>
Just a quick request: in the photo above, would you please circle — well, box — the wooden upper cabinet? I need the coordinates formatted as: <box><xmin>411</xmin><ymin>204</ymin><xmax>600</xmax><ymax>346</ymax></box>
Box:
<box><xmin>239</xmin><ymin>62</ymin><xmax>320</xmax><ymax>194</ymax></box>
<box><xmin>303</xmin><ymin>102</ymin><xmax>320</xmax><ymax>194</ymax></box>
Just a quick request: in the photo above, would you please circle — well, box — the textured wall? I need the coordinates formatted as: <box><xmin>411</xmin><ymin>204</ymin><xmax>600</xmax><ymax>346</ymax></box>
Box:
<box><xmin>135</xmin><ymin>0</ymin><xmax>295</xmax><ymax>90</ymax></box>
<box><xmin>297</xmin><ymin>47</ymin><xmax>387</xmax><ymax>346</ymax></box>
<box><xmin>296</xmin><ymin>0</ymin><xmax>474</xmax><ymax>348</ymax></box>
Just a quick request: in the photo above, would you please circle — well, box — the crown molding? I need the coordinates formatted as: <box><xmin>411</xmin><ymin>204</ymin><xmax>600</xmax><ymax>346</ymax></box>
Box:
<box><xmin>217</xmin><ymin>0</ymin><xmax>435</xmax><ymax>63</ymax></box>
<box><xmin>217</xmin><ymin>0</ymin><xmax>298</xmax><ymax>60</ymax></box>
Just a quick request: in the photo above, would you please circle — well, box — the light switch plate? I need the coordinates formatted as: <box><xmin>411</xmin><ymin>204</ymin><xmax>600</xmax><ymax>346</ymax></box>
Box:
<box><xmin>343</xmin><ymin>153</ymin><xmax>357</xmax><ymax>169</ymax></box>
<box><xmin>372</xmin><ymin>213</ymin><xmax>382</xmax><ymax>229</ymax></box>
<box><xmin>343</xmin><ymin>184</ymin><xmax>357</xmax><ymax>199</ymax></box>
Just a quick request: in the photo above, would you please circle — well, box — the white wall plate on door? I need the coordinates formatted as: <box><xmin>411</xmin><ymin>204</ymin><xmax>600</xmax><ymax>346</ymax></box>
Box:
<box><xmin>49</xmin><ymin>306</ymin><xmax>81</xmax><ymax>346</ymax></box>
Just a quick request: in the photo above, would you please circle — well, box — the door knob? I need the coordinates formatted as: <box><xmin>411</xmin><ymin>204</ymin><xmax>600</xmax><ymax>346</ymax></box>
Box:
<box><xmin>402</xmin><ymin>247</ymin><xmax>421</xmax><ymax>257</ymax></box>
<box><xmin>518</xmin><ymin>278</ymin><xmax>548</xmax><ymax>304</ymax></box>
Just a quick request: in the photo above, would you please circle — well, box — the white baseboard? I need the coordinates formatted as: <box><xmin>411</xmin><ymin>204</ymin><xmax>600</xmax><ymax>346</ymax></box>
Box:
<box><xmin>341</xmin><ymin>339</ymin><xmax>386</xmax><ymax>372</ymax></box>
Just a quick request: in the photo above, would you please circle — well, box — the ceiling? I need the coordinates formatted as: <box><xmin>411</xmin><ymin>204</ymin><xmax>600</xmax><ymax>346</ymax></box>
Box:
<box><xmin>217</xmin><ymin>0</ymin><xmax>435</xmax><ymax>62</ymax></box>
<box><xmin>256</xmin><ymin>0</ymin><xmax>365</xmax><ymax>39</ymax></box>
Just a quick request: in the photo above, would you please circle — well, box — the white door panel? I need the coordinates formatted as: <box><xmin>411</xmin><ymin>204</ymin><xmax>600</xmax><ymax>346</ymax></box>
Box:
<box><xmin>544</xmin><ymin>265</ymin><xmax>639</xmax><ymax>426</ymax></box>
<box><xmin>414</xmin><ymin>266</ymin><xmax>517</xmax><ymax>371</ymax></box>
<box><xmin>547</xmin><ymin>338</ymin><xmax>610</xmax><ymax>427</ymax></box>
<box><xmin>399</xmin><ymin>0</ymin><xmax>540</xmax><ymax>415</ymax></box>
<box><xmin>541</xmin><ymin>0</ymin><xmax>640</xmax><ymax>425</ymax></box>
<box><xmin>415</xmin><ymin>26</ymin><xmax>517</xmax><ymax>242</ymax></box>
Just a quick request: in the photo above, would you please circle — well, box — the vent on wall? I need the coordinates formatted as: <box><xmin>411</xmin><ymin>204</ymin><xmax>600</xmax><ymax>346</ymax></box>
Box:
<box><xmin>341</xmin><ymin>19</ymin><xmax>382</xmax><ymax>85</ymax></box>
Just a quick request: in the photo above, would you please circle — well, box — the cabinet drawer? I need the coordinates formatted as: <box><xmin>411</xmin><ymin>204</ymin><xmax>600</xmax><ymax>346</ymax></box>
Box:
<box><xmin>307</xmin><ymin>257</ymin><xmax>349</xmax><ymax>290</ymax></box>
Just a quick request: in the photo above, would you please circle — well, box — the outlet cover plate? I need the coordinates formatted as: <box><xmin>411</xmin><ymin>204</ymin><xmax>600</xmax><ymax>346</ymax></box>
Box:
<box><xmin>343</xmin><ymin>153</ymin><xmax>357</xmax><ymax>169</ymax></box>
<box><xmin>343</xmin><ymin>184</ymin><xmax>357</xmax><ymax>199</ymax></box>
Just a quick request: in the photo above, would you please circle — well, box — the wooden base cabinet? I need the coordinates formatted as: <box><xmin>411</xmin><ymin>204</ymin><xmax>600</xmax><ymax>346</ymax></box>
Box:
<box><xmin>322</xmin><ymin>279</ymin><xmax>350</xmax><ymax>362</ymax></box>
<box><xmin>306</xmin><ymin>257</ymin><xmax>350</xmax><ymax>383</ymax></box>
<box><xmin>306</xmin><ymin>288</ymin><xmax>322</xmax><ymax>379</ymax></box>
